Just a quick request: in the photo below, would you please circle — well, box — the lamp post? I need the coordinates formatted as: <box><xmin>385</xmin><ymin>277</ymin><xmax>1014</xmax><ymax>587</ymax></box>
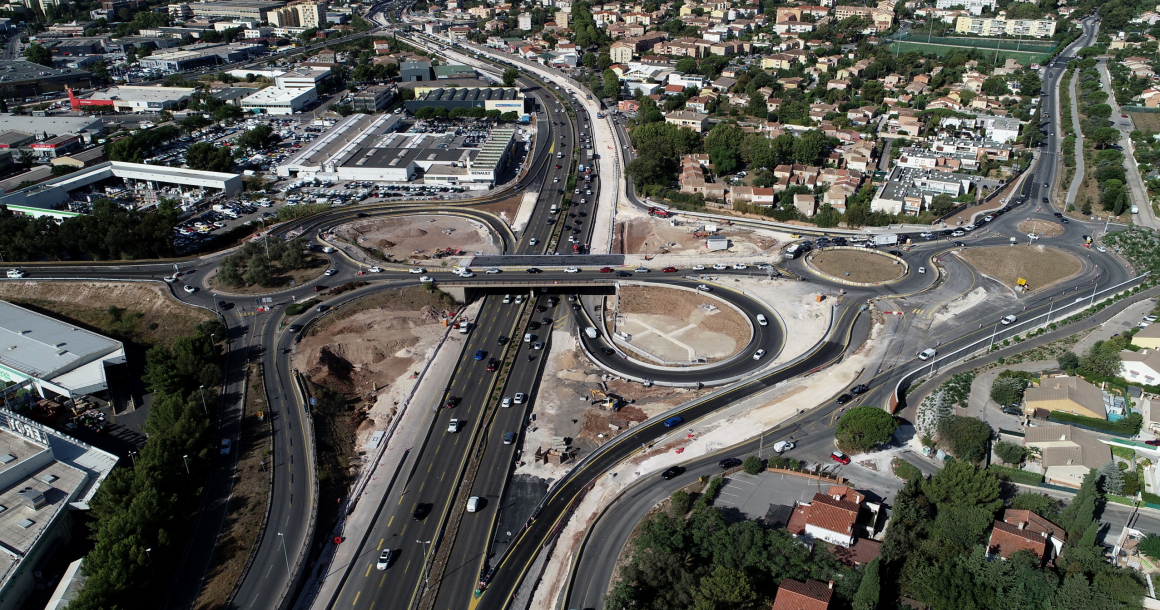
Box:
<box><xmin>198</xmin><ymin>385</ymin><xmax>208</xmax><ymax>415</ymax></box>
<box><xmin>277</xmin><ymin>532</ymin><xmax>291</xmax><ymax>578</ymax></box>
<box><xmin>182</xmin><ymin>454</ymin><xmax>192</xmax><ymax>483</ymax></box>
<box><xmin>144</xmin><ymin>547</ymin><xmax>156</xmax><ymax>578</ymax></box>
<box><xmin>417</xmin><ymin>539</ymin><xmax>432</xmax><ymax>590</ymax></box>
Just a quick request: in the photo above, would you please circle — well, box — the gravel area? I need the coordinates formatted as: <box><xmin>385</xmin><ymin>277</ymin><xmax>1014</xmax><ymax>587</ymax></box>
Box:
<box><xmin>334</xmin><ymin>214</ymin><xmax>500</xmax><ymax>262</ymax></box>
<box><xmin>616</xmin><ymin>285</ymin><xmax>750</xmax><ymax>362</ymax></box>
<box><xmin>1016</xmin><ymin>219</ymin><xmax>1064</xmax><ymax>237</ymax></box>
<box><xmin>957</xmin><ymin>245</ymin><xmax>1082</xmax><ymax>292</ymax></box>
<box><xmin>810</xmin><ymin>249</ymin><xmax>906</xmax><ymax>283</ymax></box>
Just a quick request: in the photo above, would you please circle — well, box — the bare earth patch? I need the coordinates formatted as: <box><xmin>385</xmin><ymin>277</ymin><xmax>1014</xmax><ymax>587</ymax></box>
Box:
<box><xmin>615</xmin><ymin>285</ymin><xmax>750</xmax><ymax>363</ymax></box>
<box><xmin>810</xmin><ymin>249</ymin><xmax>906</xmax><ymax>284</ymax></box>
<box><xmin>617</xmin><ymin>215</ymin><xmax>780</xmax><ymax>257</ymax></box>
<box><xmin>1017</xmin><ymin>219</ymin><xmax>1064</xmax><ymax>237</ymax></box>
<box><xmin>474</xmin><ymin>193</ymin><xmax>524</xmax><ymax>226</ymax></box>
<box><xmin>957</xmin><ymin>245</ymin><xmax>1082</xmax><ymax>292</ymax></box>
<box><xmin>0</xmin><ymin>281</ymin><xmax>213</xmax><ymax>347</ymax></box>
<box><xmin>334</xmin><ymin>214</ymin><xmax>500</xmax><ymax>263</ymax></box>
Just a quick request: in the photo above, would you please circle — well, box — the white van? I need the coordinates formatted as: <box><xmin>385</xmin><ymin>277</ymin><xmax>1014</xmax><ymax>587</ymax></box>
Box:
<box><xmin>6</xmin><ymin>269</ymin><xmax>25</xmax><ymax>279</ymax></box>
<box><xmin>756</xmin><ymin>314</ymin><xmax>768</xmax><ymax>327</ymax></box>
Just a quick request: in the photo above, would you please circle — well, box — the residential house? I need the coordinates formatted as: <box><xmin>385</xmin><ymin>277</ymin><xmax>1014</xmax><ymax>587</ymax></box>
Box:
<box><xmin>1130</xmin><ymin>323</ymin><xmax>1160</xmax><ymax>349</ymax></box>
<box><xmin>1120</xmin><ymin>348</ymin><xmax>1160</xmax><ymax>386</ymax></box>
<box><xmin>665</xmin><ymin>110</ymin><xmax>709</xmax><ymax>133</ymax></box>
<box><xmin>685</xmin><ymin>95</ymin><xmax>711</xmax><ymax>113</ymax></box>
<box><xmin>772</xmin><ymin>579</ymin><xmax>833</xmax><ymax>610</ymax></box>
<box><xmin>1023</xmin><ymin>424</ymin><xmax>1113</xmax><ymax>489</ymax></box>
<box><xmin>1024</xmin><ymin>375</ymin><xmax>1108</xmax><ymax>420</ymax></box>
<box><xmin>794</xmin><ymin>193</ymin><xmax>818</xmax><ymax>217</ymax></box>
<box><xmin>787</xmin><ymin>485</ymin><xmax>864</xmax><ymax>547</ymax></box>
<box><xmin>618</xmin><ymin>99</ymin><xmax>641</xmax><ymax>113</ymax></box>
<box><xmin>986</xmin><ymin>509</ymin><xmax>1066</xmax><ymax>565</ymax></box>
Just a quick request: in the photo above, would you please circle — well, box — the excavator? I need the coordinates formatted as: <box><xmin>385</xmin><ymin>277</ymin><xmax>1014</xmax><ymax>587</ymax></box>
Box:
<box><xmin>588</xmin><ymin>389</ymin><xmax>620</xmax><ymax>410</ymax></box>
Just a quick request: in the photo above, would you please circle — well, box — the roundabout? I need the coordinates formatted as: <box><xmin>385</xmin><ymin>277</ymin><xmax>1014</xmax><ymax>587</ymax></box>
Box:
<box><xmin>957</xmin><ymin>244</ymin><xmax>1082</xmax><ymax>292</ymax></box>
<box><xmin>805</xmin><ymin>247</ymin><xmax>908</xmax><ymax>285</ymax></box>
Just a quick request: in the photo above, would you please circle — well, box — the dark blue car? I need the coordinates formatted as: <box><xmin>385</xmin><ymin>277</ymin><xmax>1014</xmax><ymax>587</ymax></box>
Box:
<box><xmin>474</xmin><ymin>349</ymin><xmax>485</xmax><ymax>361</ymax></box>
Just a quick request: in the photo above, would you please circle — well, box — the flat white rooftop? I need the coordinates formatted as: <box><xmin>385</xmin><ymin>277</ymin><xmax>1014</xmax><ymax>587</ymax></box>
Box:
<box><xmin>241</xmin><ymin>87</ymin><xmax>316</xmax><ymax>104</ymax></box>
<box><xmin>86</xmin><ymin>86</ymin><xmax>195</xmax><ymax>103</ymax></box>
<box><xmin>0</xmin><ymin>301</ymin><xmax>122</xmax><ymax>380</ymax></box>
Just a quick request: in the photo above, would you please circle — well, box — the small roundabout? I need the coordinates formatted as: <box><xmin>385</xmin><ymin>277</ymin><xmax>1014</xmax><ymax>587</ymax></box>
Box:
<box><xmin>804</xmin><ymin>247</ymin><xmax>909</xmax><ymax>286</ymax></box>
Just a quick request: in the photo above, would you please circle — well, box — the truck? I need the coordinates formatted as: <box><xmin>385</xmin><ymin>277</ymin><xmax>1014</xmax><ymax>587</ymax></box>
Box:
<box><xmin>572</xmin><ymin>242</ymin><xmax>584</xmax><ymax>254</ymax></box>
<box><xmin>869</xmin><ymin>233</ymin><xmax>899</xmax><ymax>247</ymax></box>
<box><xmin>784</xmin><ymin>243</ymin><xmax>805</xmax><ymax>260</ymax></box>
<box><xmin>647</xmin><ymin>206</ymin><xmax>672</xmax><ymax>218</ymax></box>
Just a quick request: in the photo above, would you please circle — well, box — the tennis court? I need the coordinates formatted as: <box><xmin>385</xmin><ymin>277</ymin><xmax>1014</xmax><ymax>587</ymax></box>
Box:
<box><xmin>885</xmin><ymin>40</ymin><xmax>1054</xmax><ymax>65</ymax></box>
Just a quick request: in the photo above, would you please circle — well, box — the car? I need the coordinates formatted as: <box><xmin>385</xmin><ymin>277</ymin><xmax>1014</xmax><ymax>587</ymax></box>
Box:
<box><xmin>486</xmin><ymin>267</ymin><xmax>502</xmax><ymax>274</ymax></box>
<box><xmin>953</xmin><ymin>241</ymin><xmax>965</xmax><ymax>247</ymax></box>
<box><xmin>712</xmin><ymin>263</ymin><xmax>728</xmax><ymax>270</ymax></box>
<box><xmin>376</xmin><ymin>549</ymin><xmax>394</xmax><ymax>570</ymax></box>
<box><xmin>410</xmin><ymin>267</ymin><xmax>425</xmax><ymax>274</ymax></box>
<box><xmin>692</xmin><ymin>264</ymin><xmax>705</xmax><ymax>271</ymax></box>
<box><xmin>529</xmin><ymin>238</ymin><xmax>538</xmax><ymax>246</ymax></box>
<box><xmin>501</xmin><ymin>396</ymin><xmax>512</xmax><ymax>408</ymax></box>
<box><xmin>1122</xmin><ymin>114</ymin><xmax>1129</xmax><ymax>118</ymax></box>
<box><xmin>325</xmin><ymin>269</ymin><xmax>337</xmax><ymax>276</ymax></box>
<box><xmin>314</xmin><ymin>285</ymin><xmax>326</xmax><ymax>292</ymax></box>
<box><xmin>732</xmin><ymin>263</ymin><xmax>747</xmax><ymax>270</ymax></box>
<box><xmin>367</xmin><ymin>266</ymin><xmax>382</xmax><ymax>273</ymax></box>
<box><xmin>662</xmin><ymin>266</ymin><xmax>678</xmax><ymax>273</ymax></box>
<box><xmin>467</xmin><ymin>496</ymin><xmax>482</xmax><ymax>512</ymax></box>
<box><xmin>919</xmin><ymin>232</ymin><xmax>934</xmax><ymax>239</ymax></box>
<box><xmin>850</xmin><ymin>384</ymin><xmax>869</xmax><ymax>395</ymax></box>
<box><xmin>836</xmin><ymin>393</ymin><xmax>853</xmax><ymax>405</ymax></box>
<box><xmin>459</xmin><ymin>271</ymin><xmax>475</xmax><ymax>278</ymax></box>
<box><xmin>474</xmin><ymin>349</ymin><xmax>486</xmax><ymax>361</ymax></box>
<box><xmin>288</xmin><ymin>324</ymin><xmax>303</xmax><ymax>332</ymax></box>
<box><xmin>1144</xmin><ymin>439</ymin><xmax>1160</xmax><ymax>446</ymax></box>
<box><xmin>719</xmin><ymin>457</ymin><xmax>742</xmax><ymax>469</ymax></box>
<box><xmin>316</xmin><ymin>305</ymin><xmax>329</xmax><ymax>313</ymax></box>
<box><xmin>526</xmin><ymin>268</ymin><xmax>542</xmax><ymax>273</ymax></box>
<box><xmin>419</xmin><ymin>276</ymin><xmax>433</xmax><ymax>283</ymax></box>
<box><xmin>445</xmin><ymin>396</ymin><xmax>459</xmax><ymax>408</ymax></box>
<box><xmin>830</xmin><ymin>451</ymin><xmax>851</xmax><ymax>465</ymax></box>
<box><xmin>1095</xmin><ymin>246</ymin><xmax>1106</xmax><ymax>253</ymax></box>
<box><xmin>697</xmin><ymin>284</ymin><xmax>711</xmax><ymax>292</ymax></box>
<box><xmin>503</xmin><ymin>431</ymin><xmax>516</xmax><ymax>445</ymax></box>
<box><xmin>182</xmin><ymin>284</ymin><xmax>198</xmax><ymax>294</ymax></box>
<box><xmin>917</xmin><ymin>267</ymin><xmax>926</xmax><ymax>274</ymax></box>
<box><xmin>918</xmin><ymin>348</ymin><xmax>937</xmax><ymax>360</ymax></box>
<box><xmin>553</xmin><ymin>177</ymin><xmax>559</xmax><ymax>182</ymax></box>
<box><xmin>634</xmin><ymin>267</ymin><xmax>650</xmax><ymax>273</ymax></box>
<box><xmin>218</xmin><ymin>300</ymin><xmax>232</xmax><ymax>309</ymax></box>
<box><xmin>448</xmin><ymin>419</ymin><xmax>461</xmax><ymax>433</ymax></box>
<box><xmin>514</xmin><ymin>392</ymin><xmax>526</xmax><ymax>404</ymax></box>
<box><xmin>663</xmin><ymin>416</ymin><xmax>683</xmax><ymax>428</ymax></box>
<box><xmin>615</xmin><ymin>271</ymin><xmax>631</xmax><ymax>277</ymax></box>
<box><xmin>752</xmin><ymin>349</ymin><xmax>766</xmax><ymax>360</ymax></box>
<box><xmin>1061</xmin><ymin>218</ymin><xmax>1069</xmax><ymax>224</ymax></box>
<box><xmin>661</xmin><ymin>466</ymin><xmax>685</xmax><ymax>480</ymax></box>
<box><xmin>600</xmin><ymin>347</ymin><xmax>615</xmax><ymax>355</ymax></box>
<box><xmin>1001</xmin><ymin>406</ymin><xmax>1024</xmax><ymax>416</ymax></box>
<box><xmin>555</xmin><ymin>164</ymin><xmax>562</xmax><ymax>169</ymax></box>
<box><xmin>412</xmin><ymin>503</ymin><xmax>431</xmax><ymax>520</ymax></box>
<box><xmin>533</xmin><ymin>341</ymin><xmax>544</xmax><ymax>350</ymax></box>
<box><xmin>162</xmin><ymin>275</ymin><xmax>177</xmax><ymax>283</ymax></box>
<box><xmin>564</xmin><ymin>267</ymin><xmax>579</xmax><ymax>273</ymax></box>
<box><xmin>1001</xmin><ymin>315</ymin><xmax>1017</xmax><ymax>325</ymax></box>
<box><xmin>220</xmin><ymin>439</ymin><xmax>231</xmax><ymax>455</ymax></box>
<box><xmin>951</xmin><ymin>230</ymin><xmax>965</xmax><ymax>237</ymax></box>
<box><xmin>756</xmin><ymin>264</ymin><xmax>773</xmax><ymax>270</ymax></box>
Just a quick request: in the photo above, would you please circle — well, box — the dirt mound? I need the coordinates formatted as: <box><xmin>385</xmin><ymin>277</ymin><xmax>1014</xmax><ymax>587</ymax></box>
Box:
<box><xmin>377</xmin><ymin>239</ymin><xmax>397</xmax><ymax>248</ymax></box>
<box><xmin>312</xmin><ymin>346</ymin><xmax>356</xmax><ymax>391</ymax></box>
<box><xmin>556</xmin><ymin>349</ymin><xmax>581</xmax><ymax>370</ymax></box>
<box><xmin>396</xmin><ymin>228</ymin><xmax>428</xmax><ymax>238</ymax></box>
<box><xmin>557</xmin><ymin>370</ymin><xmax>591</xmax><ymax>382</ymax></box>
<box><xmin>417</xmin><ymin>305</ymin><xmax>442</xmax><ymax>323</ymax></box>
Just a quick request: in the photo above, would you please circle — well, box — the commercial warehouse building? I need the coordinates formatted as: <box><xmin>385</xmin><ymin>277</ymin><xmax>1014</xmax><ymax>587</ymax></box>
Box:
<box><xmin>351</xmin><ymin>86</ymin><xmax>395</xmax><ymax>112</ymax></box>
<box><xmin>273</xmin><ymin>66</ymin><xmax>331</xmax><ymax>89</ymax></box>
<box><xmin>0</xmin><ymin>409</ymin><xmax>118</xmax><ymax>610</ymax></box>
<box><xmin>276</xmin><ymin>113</ymin><xmax>516</xmax><ymax>187</ymax></box>
<box><xmin>403</xmin><ymin>87</ymin><xmax>526</xmax><ymax>114</ymax></box>
<box><xmin>0</xmin><ymin>61</ymin><xmax>93</xmax><ymax>102</ymax></box>
<box><xmin>240</xmin><ymin>86</ymin><xmax>317</xmax><ymax>114</ymax></box>
<box><xmin>0</xmin><ymin>161</ymin><xmax>243</xmax><ymax>219</ymax></box>
<box><xmin>67</xmin><ymin>85</ymin><xmax>195</xmax><ymax>112</ymax></box>
<box><xmin>138</xmin><ymin>43</ymin><xmax>264</xmax><ymax>71</ymax></box>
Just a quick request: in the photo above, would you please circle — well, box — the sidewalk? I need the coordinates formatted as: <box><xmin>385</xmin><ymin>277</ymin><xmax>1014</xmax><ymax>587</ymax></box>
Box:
<box><xmin>297</xmin><ymin>317</ymin><xmax>471</xmax><ymax>610</ymax></box>
<box><xmin>1098</xmin><ymin>58</ymin><xmax>1159</xmax><ymax>229</ymax></box>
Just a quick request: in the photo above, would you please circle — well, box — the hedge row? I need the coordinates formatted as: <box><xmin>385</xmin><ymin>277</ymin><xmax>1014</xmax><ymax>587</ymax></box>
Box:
<box><xmin>988</xmin><ymin>464</ymin><xmax>1045</xmax><ymax>485</ymax></box>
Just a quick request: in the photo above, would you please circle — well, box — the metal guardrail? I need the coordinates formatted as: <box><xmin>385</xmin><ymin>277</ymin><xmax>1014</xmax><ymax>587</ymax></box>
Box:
<box><xmin>890</xmin><ymin>273</ymin><xmax>1151</xmax><ymax>412</ymax></box>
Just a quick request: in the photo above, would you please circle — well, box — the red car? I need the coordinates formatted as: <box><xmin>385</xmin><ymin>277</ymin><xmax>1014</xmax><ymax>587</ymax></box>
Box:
<box><xmin>445</xmin><ymin>397</ymin><xmax>458</xmax><ymax>408</ymax></box>
<box><xmin>1122</xmin><ymin>114</ymin><xmax>1129</xmax><ymax>118</ymax></box>
<box><xmin>1145</xmin><ymin>439</ymin><xmax>1160</xmax><ymax>446</ymax></box>
<box><xmin>599</xmin><ymin>267</ymin><xmax>613</xmax><ymax>273</ymax></box>
<box><xmin>830</xmin><ymin>451</ymin><xmax>851</xmax><ymax>465</ymax></box>
<box><xmin>555</xmin><ymin>164</ymin><xmax>562</xmax><ymax>169</ymax></box>
<box><xmin>662</xmin><ymin>266</ymin><xmax>678</xmax><ymax>273</ymax></box>
<box><xmin>486</xmin><ymin>358</ymin><xmax>497</xmax><ymax>372</ymax></box>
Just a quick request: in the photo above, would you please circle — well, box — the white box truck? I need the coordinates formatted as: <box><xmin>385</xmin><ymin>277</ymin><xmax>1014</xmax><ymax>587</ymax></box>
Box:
<box><xmin>870</xmin><ymin>234</ymin><xmax>899</xmax><ymax>247</ymax></box>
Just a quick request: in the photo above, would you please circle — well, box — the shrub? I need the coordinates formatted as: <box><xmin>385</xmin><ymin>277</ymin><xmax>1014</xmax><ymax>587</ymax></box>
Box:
<box><xmin>695</xmin><ymin>476</ymin><xmax>725</xmax><ymax>508</ymax></box>
<box><xmin>1141</xmin><ymin>534</ymin><xmax>1160</xmax><ymax>561</ymax></box>
<box><xmin>938</xmin><ymin>415</ymin><xmax>992</xmax><ymax>463</ymax></box>
<box><xmin>743</xmin><ymin>455</ymin><xmax>765</xmax><ymax>475</ymax></box>
<box><xmin>990</xmin><ymin>375</ymin><xmax>1027</xmax><ymax>406</ymax></box>
<box><xmin>1049</xmin><ymin>411</ymin><xmax>1143</xmax><ymax>436</ymax></box>
<box><xmin>670</xmin><ymin>489</ymin><xmax>691</xmax><ymax>515</ymax></box>
<box><xmin>285</xmin><ymin>298</ymin><xmax>321</xmax><ymax>316</ymax></box>
<box><xmin>892</xmin><ymin>457</ymin><xmax>922</xmax><ymax>480</ymax></box>
<box><xmin>988</xmin><ymin>464</ymin><xmax>1044</xmax><ymax>485</ymax></box>
<box><xmin>994</xmin><ymin>441</ymin><xmax>1027</xmax><ymax>464</ymax></box>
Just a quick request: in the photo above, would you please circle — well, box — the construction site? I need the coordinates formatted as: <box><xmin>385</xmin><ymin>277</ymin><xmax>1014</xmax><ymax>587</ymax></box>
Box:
<box><xmin>332</xmin><ymin>215</ymin><xmax>502</xmax><ymax>264</ymax></box>
<box><xmin>612</xmin><ymin>205</ymin><xmax>786</xmax><ymax>258</ymax></box>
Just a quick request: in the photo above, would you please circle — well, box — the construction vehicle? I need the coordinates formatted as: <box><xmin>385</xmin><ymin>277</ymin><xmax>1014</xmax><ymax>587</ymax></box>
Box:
<box><xmin>648</xmin><ymin>206</ymin><xmax>672</xmax><ymax>218</ymax></box>
<box><xmin>588</xmin><ymin>389</ymin><xmax>620</xmax><ymax>410</ymax></box>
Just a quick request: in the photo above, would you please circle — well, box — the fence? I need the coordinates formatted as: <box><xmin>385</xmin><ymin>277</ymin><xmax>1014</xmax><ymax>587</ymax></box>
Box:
<box><xmin>891</xmin><ymin>273</ymin><xmax>1151</xmax><ymax>412</ymax></box>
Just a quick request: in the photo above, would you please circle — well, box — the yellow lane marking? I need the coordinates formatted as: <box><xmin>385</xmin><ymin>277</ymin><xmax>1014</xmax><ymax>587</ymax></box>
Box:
<box><xmin>352</xmin><ymin>591</ymin><xmax>361</xmax><ymax>606</ymax></box>
<box><xmin>387</xmin><ymin>516</ymin><xmax>394</xmax><ymax>527</ymax></box>
<box><xmin>365</xmin><ymin>563</ymin><xmax>372</xmax><ymax>577</ymax></box>
<box><xmin>377</xmin><ymin>538</ymin><xmax>383</xmax><ymax>550</ymax></box>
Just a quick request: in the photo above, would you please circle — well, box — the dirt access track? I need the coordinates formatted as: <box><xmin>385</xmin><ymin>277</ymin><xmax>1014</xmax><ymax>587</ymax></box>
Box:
<box><xmin>957</xmin><ymin>245</ymin><xmax>1082</xmax><ymax>292</ymax></box>
<box><xmin>619</xmin><ymin>215</ymin><xmax>780</xmax><ymax>256</ymax></box>
<box><xmin>614</xmin><ymin>285</ymin><xmax>750</xmax><ymax>363</ymax></box>
<box><xmin>334</xmin><ymin>214</ymin><xmax>501</xmax><ymax>263</ymax></box>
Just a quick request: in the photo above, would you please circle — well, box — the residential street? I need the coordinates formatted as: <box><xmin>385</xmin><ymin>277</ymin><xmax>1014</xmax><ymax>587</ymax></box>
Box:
<box><xmin>1097</xmin><ymin>58</ymin><xmax>1159</xmax><ymax>229</ymax></box>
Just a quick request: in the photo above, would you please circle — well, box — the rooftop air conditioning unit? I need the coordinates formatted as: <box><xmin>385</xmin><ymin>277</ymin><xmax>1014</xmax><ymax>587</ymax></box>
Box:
<box><xmin>18</xmin><ymin>488</ymin><xmax>48</xmax><ymax>510</ymax></box>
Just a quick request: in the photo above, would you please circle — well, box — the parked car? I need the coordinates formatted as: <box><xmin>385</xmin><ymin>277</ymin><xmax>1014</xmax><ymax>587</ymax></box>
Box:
<box><xmin>718</xmin><ymin>457</ymin><xmax>742</xmax><ymax>469</ymax></box>
<box><xmin>830</xmin><ymin>451</ymin><xmax>851</xmax><ymax>465</ymax></box>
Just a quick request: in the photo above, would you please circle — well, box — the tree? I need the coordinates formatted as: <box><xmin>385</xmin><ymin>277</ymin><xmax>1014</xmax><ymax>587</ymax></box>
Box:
<box><xmin>792</xmin><ymin>130</ymin><xmax>826</xmax><ymax>165</ymax></box>
<box><xmin>238</xmin><ymin>124</ymin><xmax>280</xmax><ymax>150</ymax></box>
<box><xmin>675</xmin><ymin>57</ymin><xmax>698</xmax><ymax>73</ymax></box>
<box><xmin>603</xmin><ymin>69</ymin><xmax>620</xmax><ymax>99</ymax></box>
<box><xmin>836</xmin><ymin>406</ymin><xmax>898</xmax><ymax>453</ymax></box>
<box><xmin>742</xmin><ymin>455</ymin><xmax>764</xmax><ymax>475</ymax></box>
<box><xmin>242</xmin><ymin>254</ymin><xmax>274</xmax><ymax>286</ymax></box>
<box><xmin>853</xmin><ymin>556</ymin><xmax>881</xmax><ymax>610</ymax></box>
<box><xmin>1090</xmin><ymin>127</ymin><xmax>1121</xmax><ymax>148</ymax></box>
<box><xmin>185</xmin><ymin>142</ymin><xmax>233</xmax><ymax>172</ymax></box>
<box><xmin>1140</xmin><ymin>534</ymin><xmax>1160</xmax><ymax>562</ymax></box>
<box><xmin>1058</xmin><ymin>351</ymin><xmax>1080</xmax><ymax>371</ymax></box>
<box><xmin>938</xmin><ymin>415</ymin><xmax>992</xmax><ymax>463</ymax></box>
<box><xmin>981</xmin><ymin>76</ymin><xmax>1009</xmax><ymax>96</ymax></box>
<box><xmin>502</xmin><ymin>68</ymin><xmax>519</xmax><ymax>87</ymax></box>
<box><xmin>1098</xmin><ymin>461</ymin><xmax>1124</xmax><ymax>495</ymax></box>
<box><xmin>1059</xmin><ymin>470</ymin><xmax>1103</xmax><ymax>539</ymax></box>
<box><xmin>994</xmin><ymin>441</ymin><xmax>1027</xmax><ymax>464</ymax></box>
<box><xmin>710</xmin><ymin>146</ymin><xmax>737</xmax><ymax>175</ymax></box>
<box><xmin>671</xmin><ymin>489</ymin><xmax>691</xmax><ymax>515</ymax></box>
<box><xmin>1011</xmin><ymin>491</ymin><xmax>1061</xmax><ymax>518</ymax></box>
<box><xmin>24</xmin><ymin>44</ymin><xmax>53</xmax><ymax>67</ymax></box>
<box><xmin>929</xmin><ymin>193</ymin><xmax>955</xmax><ymax>216</ymax></box>
<box><xmin>990</xmin><ymin>376</ymin><xmax>1026</xmax><ymax>407</ymax></box>
<box><xmin>180</xmin><ymin>114</ymin><xmax>212</xmax><ymax>134</ymax></box>
<box><xmin>1079</xmin><ymin>336</ymin><xmax>1126</xmax><ymax>377</ymax></box>
<box><xmin>922</xmin><ymin>459</ymin><xmax>1002</xmax><ymax>513</ymax></box>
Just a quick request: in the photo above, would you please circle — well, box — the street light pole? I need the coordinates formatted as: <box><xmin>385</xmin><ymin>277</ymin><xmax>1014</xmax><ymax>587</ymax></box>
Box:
<box><xmin>182</xmin><ymin>454</ymin><xmax>192</xmax><ymax>482</ymax></box>
<box><xmin>198</xmin><ymin>385</ymin><xmax>208</xmax><ymax>415</ymax></box>
<box><xmin>277</xmin><ymin>532</ymin><xmax>291</xmax><ymax>578</ymax></box>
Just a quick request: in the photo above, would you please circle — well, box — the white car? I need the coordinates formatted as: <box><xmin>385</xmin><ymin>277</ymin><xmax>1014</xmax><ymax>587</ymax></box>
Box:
<box><xmin>753</xmin><ymin>349</ymin><xmax>766</xmax><ymax>360</ymax></box>
<box><xmin>162</xmin><ymin>275</ymin><xmax>177</xmax><ymax>283</ymax></box>
<box><xmin>917</xmin><ymin>267</ymin><xmax>926</xmax><ymax>274</ymax></box>
<box><xmin>448</xmin><ymin>419</ymin><xmax>461</xmax><ymax>433</ymax></box>
<box><xmin>376</xmin><ymin>549</ymin><xmax>393</xmax><ymax>570</ymax></box>
<box><xmin>553</xmin><ymin>177</ymin><xmax>559</xmax><ymax>182</ymax></box>
<box><xmin>712</xmin><ymin>263</ymin><xmax>728</xmax><ymax>270</ymax></box>
<box><xmin>634</xmin><ymin>267</ymin><xmax>650</xmax><ymax>273</ymax></box>
<box><xmin>367</xmin><ymin>266</ymin><xmax>382</xmax><ymax>273</ymax></box>
<box><xmin>502</xmin><ymin>397</ymin><xmax>512</xmax><ymax>408</ymax></box>
<box><xmin>1095</xmin><ymin>245</ymin><xmax>1106</xmax><ymax>253</ymax></box>
<box><xmin>692</xmin><ymin>264</ymin><xmax>705</xmax><ymax>271</ymax></box>
<box><xmin>486</xmin><ymin>268</ymin><xmax>502</xmax><ymax>274</ymax></box>
<box><xmin>732</xmin><ymin>263</ymin><xmax>747</xmax><ymax>270</ymax></box>
<box><xmin>697</xmin><ymin>284</ymin><xmax>712</xmax><ymax>292</ymax></box>
<box><xmin>184</xmin><ymin>285</ymin><xmax>197</xmax><ymax>293</ymax></box>
<box><xmin>530</xmin><ymin>238</ymin><xmax>538</xmax><ymax>246</ymax></box>
<box><xmin>324</xmin><ymin>269</ymin><xmax>337</xmax><ymax>276</ymax></box>
<box><xmin>419</xmin><ymin>276</ymin><xmax>433</xmax><ymax>283</ymax></box>
<box><xmin>1001</xmin><ymin>315</ymin><xmax>1017</xmax><ymax>325</ymax></box>
<box><xmin>459</xmin><ymin>271</ymin><xmax>475</xmax><ymax>278</ymax></box>
<box><xmin>513</xmin><ymin>392</ymin><xmax>526</xmax><ymax>404</ymax></box>
<box><xmin>918</xmin><ymin>348</ymin><xmax>937</xmax><ymax>360</ymax></box>
<box><xmin>409</xmin><ymin>268</ymin><xmax>425</xmax><ymax>274</ymax></box>
<box><xmin>564</xmin><ymin>267</ymin><xmax>579</xmax><ymax>273</ymax></box>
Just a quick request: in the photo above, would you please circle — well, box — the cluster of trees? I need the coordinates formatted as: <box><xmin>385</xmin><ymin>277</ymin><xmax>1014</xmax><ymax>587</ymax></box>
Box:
<box><xmin>23</xmin><ymin>43</ymin><xmax>53</xmax><ymax>67</ymax></box>
<box><xmin>105</xmin><ymin>125</ymin><xmax>182</xmax><ymax>163</ymax></box>
<box><xmin>185</xmin><ymin>91</ymin><xmax>246</xmax><ymax>122</ymax></box>
<box><xmin>1070</xmin><ymin>58</ymin><xmax>1131</xmax><ymax>215</ymax></box>
<box><xmin>880</xmin><ymin>463</ymin><xmax>1144</xmax><ymax>610</ymax></box>
<box><xmin>351</xmin><ymin>61</ymin><xmax>400</xmax><ymax>83</ymax></box>
<box><xmin>68</xmin><ymin>320</ymin><xmax>225</xmax><ymax>610</ymax></box>
<box><xmin>217</xmin><ymin>236</ymin><xmax>311</xmax><ymax>288</ymax></box>
<box><xmin>604</xmin><ymin>483</ymin><xmax>861</xmax><ymax>610</ymax></box>
<box><xmin>0</xmin><ymin>199</ymin><xmax>175</xmax><ymax>261</ymax></box>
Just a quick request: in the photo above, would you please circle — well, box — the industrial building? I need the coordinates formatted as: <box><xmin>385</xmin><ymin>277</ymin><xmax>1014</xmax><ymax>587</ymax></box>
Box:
<box><xmin>276</xmin><ymin>113</ymin><xmax>516</xmax><ymax>187</ymax></box>
<box><xmin>400</xmin><ymin>59</ymin><xmax>433</xmax><ymax>82</ymax></box>
<box><xmin>0</xmin><ymin>409</ymin><xmax>118</xmax><ymax>610</ymax></box>
<box><xmin>169</xmin><ymin>0</ymin><xmax>287</xmax><ymax>22</ymax></box>
<box><xmin>0</xmin><ymin>61</ymin><xmax>94</xmax><ymax>102</ymax></box>
<box><xmin>0</xmin><ymin>115</ymin><xmax>103</xmax><ymax>141</ymax></box>
<box><xmin>240</xmin><ymin>86</ymin><xmax>318</xmax><ymax>114</ymax></box>
<box><xmin>0</xmin><ymin>161</ymin><xmax>243</xmax><ymax>219</ymax></box>
<box><xmin>351</xmin><ymin>86</ymin><xmax>395</xmax><ymax>112</ymax></box>
<box><xmin>273</xmin><ymin>66</ymin><xmax>331</xmax><ymax>89</ymax></box>
<box><xmin>403</xmin><ymin>87</ymin><xmax>526</xmax><ymax>114</ymax></box>
<box><xmin>67</xmin><ymin>85</ymin><xmax>195</xmax><ymax>112</ymax></box>
<box><xmin>137</xmin><ymin>42</ymin><xmax>264</xmax><ymax>71</ymax></box>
